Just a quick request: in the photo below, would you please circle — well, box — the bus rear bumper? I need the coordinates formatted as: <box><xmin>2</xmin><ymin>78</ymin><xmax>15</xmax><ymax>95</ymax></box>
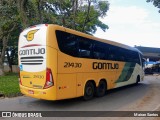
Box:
<box><xmin>20</xmin><ymin>84</ymin><xmax>56</xmax><ymax>100</ymax></box>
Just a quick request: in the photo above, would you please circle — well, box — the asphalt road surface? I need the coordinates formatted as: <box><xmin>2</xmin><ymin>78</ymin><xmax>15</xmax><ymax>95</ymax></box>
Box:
<box><xmin>0</xmin><ymin>75</ymin><xmax>160</xmax><ymax>120</ymax></box>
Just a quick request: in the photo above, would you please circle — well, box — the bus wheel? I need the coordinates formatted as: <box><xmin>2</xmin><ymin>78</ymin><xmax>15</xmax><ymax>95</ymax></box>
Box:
<box><xmin>83</xmin><ymin>81</ymin><xmax>95</xmax><ymax>100</ymax></box>
<box><xmin>96</xmin><ymin>80</ymin><xmax>106</xmax><ymax>97</ymax></box>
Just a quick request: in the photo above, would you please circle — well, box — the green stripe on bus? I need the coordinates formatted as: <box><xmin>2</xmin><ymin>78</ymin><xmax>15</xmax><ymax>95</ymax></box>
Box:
<box><xmin>115</xmin><ymin>62</ymin><xmax>136</xmax><ymax>83</ymax></box>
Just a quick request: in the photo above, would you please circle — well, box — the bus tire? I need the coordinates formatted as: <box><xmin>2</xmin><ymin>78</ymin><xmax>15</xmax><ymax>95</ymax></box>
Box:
<box><xmin>96</xmin><ymin>80</ymin><xmax>107</xmax><ymax>97</ymax></box>
<box><xmin>83</xmin><ymin>81</ymin><xmax>95</xmax><ymax>100</ymax></box>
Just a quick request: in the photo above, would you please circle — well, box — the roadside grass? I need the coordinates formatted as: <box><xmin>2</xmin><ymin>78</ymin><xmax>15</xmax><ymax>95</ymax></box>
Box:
<box><xmin>0</xmin><ymin>72</ymin><xmax>22</xmax><ymax>97</ymax></box>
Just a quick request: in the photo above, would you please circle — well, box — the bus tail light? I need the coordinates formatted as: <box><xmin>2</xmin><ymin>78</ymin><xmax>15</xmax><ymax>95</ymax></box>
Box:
<box><xmin>19</xmin><ymin>78</ymin><xmax>22</xmax><ymax>85</ymax></box>
<box><xmin>44</xmin><ymin>68</ymin><xmax>54</xmax><ymax>89</ymax></box>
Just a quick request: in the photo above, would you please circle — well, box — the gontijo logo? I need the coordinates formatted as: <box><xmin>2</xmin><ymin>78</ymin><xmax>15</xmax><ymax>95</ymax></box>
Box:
<box><xmin>24</xmin><ymin>29</ymin><xmax>39</xmax><ymax>41</ymax></box>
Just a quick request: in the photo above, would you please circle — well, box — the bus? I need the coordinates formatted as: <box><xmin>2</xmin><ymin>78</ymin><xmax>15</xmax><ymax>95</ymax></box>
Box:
<box><xmin>18</xmin><ymin>24</ymin><xmax>144</xmax><ymax>100</ymax></box>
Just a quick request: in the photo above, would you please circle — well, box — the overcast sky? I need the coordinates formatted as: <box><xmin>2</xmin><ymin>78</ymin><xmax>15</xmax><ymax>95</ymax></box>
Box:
<box><xmin>94</xmin><ymin>0</ymin><xmax>160</xmax><ymax>48</ymax></box>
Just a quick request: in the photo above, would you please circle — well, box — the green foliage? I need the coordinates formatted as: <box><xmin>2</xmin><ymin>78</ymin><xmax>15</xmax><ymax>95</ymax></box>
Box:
<box><xmin>147</xmin><ymin>0</ymin><xmax>160</xmax><ymax>13</ymax></box>
<box><xmin>0</xmin><ymin>0</ymin><xmax>110</xmax><ymax>37</ymax></box>
<box><xmin>0</xmin><ymin>73</ymin><xmax>20</xmax><ymax>97</ymax></box>
<box><xmin>0</xmin><ymin>0</ymin><xmax>110</xmax><ymax>72</ymax></box>
<box><xmin>0</xmin><ymin>0</ymin><xmax>18</xmax><ymax>30</ymax></box>
<box><xmin>42</xmin><ymin>0</ymin><xmax>109</xmax><ymax>34</ymax></box>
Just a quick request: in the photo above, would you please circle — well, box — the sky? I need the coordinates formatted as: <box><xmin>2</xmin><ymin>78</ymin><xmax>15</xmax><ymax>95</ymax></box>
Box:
<box><xmin>94</xmin><ymin>0</ymin><xmax>160</xmax><ymax>48</ymax></box>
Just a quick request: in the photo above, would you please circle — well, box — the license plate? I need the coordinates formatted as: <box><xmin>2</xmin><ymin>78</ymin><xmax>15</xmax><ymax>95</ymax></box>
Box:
<box><xmin>28</xmin><ymin>90</ymin><xmax>34</xmax><ymax>94</ymax></box>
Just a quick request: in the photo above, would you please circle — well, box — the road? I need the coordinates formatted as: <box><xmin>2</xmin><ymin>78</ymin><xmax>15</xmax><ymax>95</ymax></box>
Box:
<box><xmin>0</xmin><ymin>75</ymin><xmax>160</xmax><ymax>120</ymax></box>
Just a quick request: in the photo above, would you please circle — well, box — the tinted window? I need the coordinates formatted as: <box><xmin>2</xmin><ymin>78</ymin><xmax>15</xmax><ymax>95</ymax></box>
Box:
<box><xmin>132</xmin><ymin>52</ymin><xmax>140</xmax><ymax>64</ymax></box>
<box><xmin>93</xmin><ymin>42</ymin><xmax>106</xmax><ymax>60</ymax></box>
<box><xmin>56</xmin><ymin>30</ymin><xmax>78</xmax><ymax>57</ymax></box>
<box><xmin>108</xmin><ymin>45</ymin><xmax>117</xmax><ymax>61</ymax></box>
<box><xmin>116</xmin><ymin>48</ymin><xmax>126</xmax><ymax>61</ymax></box>
<box><xmin>79</xmin><ymin>38</ymin><xmax>93</xmax><ymax>58</ymax></box>
<box><xmin>56</xmin><ymin>30</ymin><xmax>140</xmax><ymax>64</ymax></box>
<box><xmin>123</xmin><ymin>50</ymin><xmax>140</xmax><ymax>64</ymax></box>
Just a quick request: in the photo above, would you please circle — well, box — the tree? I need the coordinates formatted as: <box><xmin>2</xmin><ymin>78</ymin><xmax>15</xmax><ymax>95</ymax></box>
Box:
<box><xmin>16</xmin><ymin>0</ymin><xmax>29</xmax><ymax>29</ymax></box>
<box><xmin>147</xmin><ymin>0</ymin><xmax>160</xmax><ymax>13</ymax></box>
<box><xmin>43</xmin><ymin>0</ymin><xmax>109</xmax><ymax>34</ymax></box>
<box><xmin>6</xmin><ymin>27</ymin><xmax>20</xmax><ymax>72</ymax></box>
<box><xmin>0</xmin><ymin>0</ymin><xmax>18</xmax><ymax>75</ymax></box>
<box><xmin>0</xmin><ymin>0</ymin><xmax>110</xmax><ymax>75</ymax></box>
<box><xmin>15</xmin><ymin>0</ymin><xmax>110</xmax><ymax>33</ymax></box>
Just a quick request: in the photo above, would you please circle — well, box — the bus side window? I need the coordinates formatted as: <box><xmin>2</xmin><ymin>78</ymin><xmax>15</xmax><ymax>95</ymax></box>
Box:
<box><xmin>142</xmin><ymin>57</ymin><xmax>145</xmax><ymax>68</ymax></box>
<box><xmin>56</xmin><ymin>30</ymin><xmax>78</xmax><ymax>57</ymax></box>
<box><xmin>126</xmin><ymin>51</ymin><xmax>140</xmax><ymax>64</ymax></box>
<box><xmin>125</xmin><ymin>50</ymin><xmax>132</xmax><ymax>62</ymax></box>
<box><xmin>132</xmin><ymin>52</ymin><xmax>140</xmax><ymax>64</ymax></box>
<box><xmin>79</xmin><ymin>38</ymin><xmax>93</xmax><ymax>58</ymax></box>
<box><xmin>93</xmin><ymin>42</ymin><xmax>106</xmax><ymax>60</ymax></box>
<box><xmin>65</xmin><ymin>34</ymin><xmax>78</xmax><ymax>56</ymax></box>
<box><xmin>116</xmin><ymin>48</ymin><xmax>125</xmax><ymax>61</ymax></box>
<box><xmin>108</xmin><ymin>46</ymin><xmax>117</xmax><ymax>61</ymax></box>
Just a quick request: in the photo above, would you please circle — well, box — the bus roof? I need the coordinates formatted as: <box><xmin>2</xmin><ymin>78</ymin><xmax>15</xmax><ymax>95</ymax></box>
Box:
<box><xmin>50</xmin><ymin>24</ymin><xmax>142</xmax><ymax>54</ymax></box>
<box><xmin>36</xmin><ymin>24</ymin><xmax>142</xmax><ymax>54</ymax></box>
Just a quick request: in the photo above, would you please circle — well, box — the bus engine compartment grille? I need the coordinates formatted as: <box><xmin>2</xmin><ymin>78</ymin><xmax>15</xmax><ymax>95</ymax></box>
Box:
<box><xmin>20</xmin><ymin>56</ymin><xmax>44</xmax><ymax>65</ymax></box>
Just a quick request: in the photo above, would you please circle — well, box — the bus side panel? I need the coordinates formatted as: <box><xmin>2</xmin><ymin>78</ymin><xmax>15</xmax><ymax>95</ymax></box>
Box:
<box><xmin>46</xmin><ymin>46</ymin><xmax>58</xmax><ymax>100</ymax></box>
<box><xmin>47</xmin><ymin>25</ymin><xmax>59</xmax><ymax>49</ymax></box>
<box><xmin>114</xmin><ymin>63</ymin><xmax>142</xmax><ymax>88</ymax></box>
<box><xmin>46</xmin><ymin>25</ymin><xmax>66</xmax><ymax>100</ymax></box>
<box><xmin>137</xmin><ymin>64</ymin><xmax>144</xmax><ymax>81</ymax></box>
<box><xmin>56</xmin><ymin>51</ymin><xmax>77</xmax><ymax>100</ymax></box>
<box><xmin>76</xmin><ymin>73</ymin><xmax>85</xmax><ymax>97</ymax></box>
<box><xmin>97</xmin><ymin>71</ymin><xmax>117</xmax><ymax>89</ymax></box>
<box><xmin>56</xmin><ymin>73</ymin><xmax>77</xmax><ymax>100</ymax></box>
